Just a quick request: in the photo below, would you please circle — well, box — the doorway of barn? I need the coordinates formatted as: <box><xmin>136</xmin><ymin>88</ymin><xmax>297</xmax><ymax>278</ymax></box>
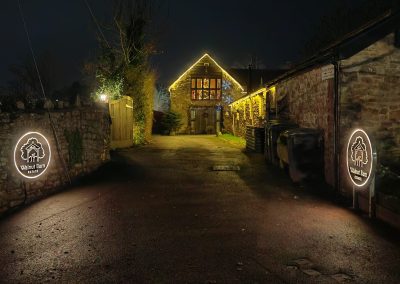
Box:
<box><xmin>190</xmin><ymin>106</ymin><xmax>216</xmax><ymax>134</ymax></box>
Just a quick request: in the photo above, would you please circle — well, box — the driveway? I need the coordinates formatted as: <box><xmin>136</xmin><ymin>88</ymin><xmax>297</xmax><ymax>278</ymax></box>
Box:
<box><xmin>0</xmin><ymin>135</ymin><xmax>399</xmax><ymax>283</ymax></box>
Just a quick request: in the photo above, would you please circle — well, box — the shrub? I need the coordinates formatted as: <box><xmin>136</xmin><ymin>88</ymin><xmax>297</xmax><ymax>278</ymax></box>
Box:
<box><xmin>161</xmin><ymin>111</ymin><xmax>182</xmax><ymax>135</ymax></box>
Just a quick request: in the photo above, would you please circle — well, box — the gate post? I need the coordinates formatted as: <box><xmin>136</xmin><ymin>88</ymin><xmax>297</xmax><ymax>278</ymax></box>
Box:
<box><xmin>216</xmin><ymin>106</ymin><xmax>221</xmax><ymax>136</ymax></box>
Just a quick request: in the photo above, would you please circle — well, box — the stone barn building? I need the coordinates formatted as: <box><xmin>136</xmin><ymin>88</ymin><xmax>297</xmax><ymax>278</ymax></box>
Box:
<box><xmin>168</xmin><ymin>53</ymin><xmax>245</xmax><ymax>134</ymax></box>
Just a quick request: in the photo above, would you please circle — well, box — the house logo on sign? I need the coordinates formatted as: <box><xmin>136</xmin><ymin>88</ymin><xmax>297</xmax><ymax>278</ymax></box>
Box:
<box><xmin>14</xmin><ymin>132</ymin><xmax>51</xmax><ymax>179</ymax></box>
<box><xmin>350</xmin><ymin>136</ymin><xmax>368</xmax><ymax>167</ymax></box>
<box><xmin>20</xmin><ymin>138</ymin><xmax>45</xmax><ymax>163</ymax></box>
<box><xmin>346</xmin><ymin>129</ymin><xmax>375</xmax><ymax>188</ymax></box>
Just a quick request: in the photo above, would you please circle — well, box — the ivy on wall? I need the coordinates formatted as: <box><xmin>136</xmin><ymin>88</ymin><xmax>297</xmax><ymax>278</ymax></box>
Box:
<box><xmin>64</xmin><ymin>129</ymin><xmax>83</xmax><ymax>166</ymax></box>
<box><xmin>89</xmin><ymin>1</ymin><xmax>155</xmax><ymax>145</ymax></box>
<box><xmin>125</xmin><ymin>66</ymin><xmax>155</xmax><ymax>144</ymax></box>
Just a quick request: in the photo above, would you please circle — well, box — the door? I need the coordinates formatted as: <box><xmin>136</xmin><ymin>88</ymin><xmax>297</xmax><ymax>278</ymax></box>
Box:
<box><xmin>109</xmin><ymin>96</ymin><xmax>134</xmax><ymax>148</ymax></box>
<box><xmin>192</xmin><ymin>107</ymin><xmax>216</xmax><ymax>134</ymax></box>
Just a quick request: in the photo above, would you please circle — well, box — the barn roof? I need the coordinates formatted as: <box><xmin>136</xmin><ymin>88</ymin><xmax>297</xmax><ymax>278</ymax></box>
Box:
<box><xmin>228</xmin><ymin>68</ymin><xmax>288</xmax><ymax>93</ymax></box>
<box><xmin>264</xmin><ymin>9</ymin><xmax>400</xmax><ymax>88</ymax></box>
<box><xmin>168</xmin><ymin>53</ymin><xmax>244</xmax><ymax>92</ymax></box>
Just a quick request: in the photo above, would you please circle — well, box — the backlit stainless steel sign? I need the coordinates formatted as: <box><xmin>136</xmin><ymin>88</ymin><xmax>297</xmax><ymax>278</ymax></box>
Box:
<box><xmin>346</xmin><ymin>129</ymin><xmax>375</xmax><ymax>188</ymax></box>
<box><xmin>14</xmin><ymin>132</ymin><xmax>51</xmax><ymax>179</ymax></box>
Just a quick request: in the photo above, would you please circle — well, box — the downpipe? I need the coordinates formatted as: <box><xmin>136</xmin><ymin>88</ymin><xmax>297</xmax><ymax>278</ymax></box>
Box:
<box><xmin>333</xmin><ymin>59</ymin><xmax>340</xmax><ymax>193</ymax></box>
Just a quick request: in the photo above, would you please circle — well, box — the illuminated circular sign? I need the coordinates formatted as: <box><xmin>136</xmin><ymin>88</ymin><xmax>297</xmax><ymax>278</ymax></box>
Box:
<box><xmin>346</xmin><ymin>129</ymin><xmax>375</xmax><ymax>188</ymax></box>
<box><xmin>14</xmin><ymin>132</ymin><xmax>51</xmax><ymax>179</ymax></box>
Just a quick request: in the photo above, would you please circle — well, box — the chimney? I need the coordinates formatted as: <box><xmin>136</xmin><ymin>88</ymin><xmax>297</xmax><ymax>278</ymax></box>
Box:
<box><xmin>248</xmin><ymin>64</ymin><xmax>253</xmax><ymax>93</ymax></box>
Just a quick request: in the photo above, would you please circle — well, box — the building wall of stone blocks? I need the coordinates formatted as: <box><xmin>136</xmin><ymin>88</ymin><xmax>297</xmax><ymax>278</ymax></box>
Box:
<box><xmin>0</xmin><ymin>106</ymin><xmax>110</xmax><ymax>215</ymax></box>
<box><xmin>223</xmin><ymin>111</ymin><xmax>234</xmax><ymax>135</ymax></box>
<box><xmin>231</xmin><ymin>95</ymin><xmax>265</xmax><ymax>137</ymax></box>
<box><xmin>232</xmin><ymin>109</ymin><xmax>247</xmax><ymax>138</ymax></box>
<box><xmin>170</xmin><ymin>72</ymin><xmax>243</xmax><ymax>134</ymax></box>
<box><xmin>339</xmin><ymin>33</ymin><xmax>400</xmax><ymax>195</ymax></box>
<box><xmin>252</xmin><ymin>100</ymin><xmax>260</xmax><ymax>121</ymax></box>
<box><xmin>275</xmin><ymin>66</ymin><xmax>335</xmax><ymax>187</ymax></box>
<box><xmin>245</xmin><ymin>103</ymin><xmax>251</xmax><ymax>121</ymax></box>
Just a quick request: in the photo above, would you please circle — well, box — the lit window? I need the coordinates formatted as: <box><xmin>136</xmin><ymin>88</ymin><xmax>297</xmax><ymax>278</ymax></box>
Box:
<box><xmin>210</xmin><ymin>90</ymin><xmax>216</xmax><ymax>99</ymax></box>
<box><xmin>203</xmin><ymin>79</ymin><xmax>209</xmax><ymax>88</ymax></box>
<box><xmin>203</xmin><ymin>90</ymin><xmax>209</xmax><ymax>99</ymax></box>
<box><xmin>197</xmin><ymin>79</ymin><xmax>202</xmax><ymax>89</ymax></box>
<box><xmin>197</xmin><ymin>90</ymin><xmax>202</xmax><ymax>100</ymax></box>
<box><xmin>210</xmin><ymin>79</ymin><xmax>216</xmax><ymax>89</ymax></box>
<box><xmin>191</xmin><ymin>76</ymin><xmax>222</xmax><ymax>101</ymax></box>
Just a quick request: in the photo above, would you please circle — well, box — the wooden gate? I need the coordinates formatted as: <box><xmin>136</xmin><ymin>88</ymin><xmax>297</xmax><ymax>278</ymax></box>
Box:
<box><xmin>109</xmin><ymin>96</ymin><xmax>134</xmax><ymax>148</ymax></box>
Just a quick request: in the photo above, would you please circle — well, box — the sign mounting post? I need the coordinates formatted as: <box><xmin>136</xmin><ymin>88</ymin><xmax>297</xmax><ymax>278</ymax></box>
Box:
<box><xmin>346</xmin><ymin>129</ymin><xmax>377</xmax><ymax>218</ymax></box>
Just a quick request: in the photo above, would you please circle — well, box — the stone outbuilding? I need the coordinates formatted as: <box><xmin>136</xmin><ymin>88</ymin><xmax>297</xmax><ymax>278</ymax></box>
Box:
<box><xmin>229</xmin><ymin>86</ymin><xmax>278</xmax><ymax>138</ymax></box>
<box><xmin>229</xmin><ymin>10</ymin><xmax>400</xmax><ymax>228</ymax></box>
<box><xmin>168</xmin><ymin>53</ymin><xmax>245</xmax><ymax>134</ymax></box>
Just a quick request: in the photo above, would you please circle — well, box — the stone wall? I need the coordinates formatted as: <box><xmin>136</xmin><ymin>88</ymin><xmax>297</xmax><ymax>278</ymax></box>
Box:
<box><xmin>226</xmin><ymin>32</ymin><xmax>400</xmax><ymax>205</ymax></box>
<box><xmin>230</xmin><ymin>89</ymin><xmax>267</xmax><ymax>137</ymax></box>
<box><xmin>233</xmin><ymin>108</ymin><xmax>248</xmax><ymax>137</ymax></box>
<box><xmin>0</xmin><ymin>106</ymin><xmax>110</xmax><ymax>215</ymax></box>
<box><xmin>275</xmin><ymin>66</ymin><xmax>335</xmax><ymax>187</ymax></box>
<box><xmin>339</xmin><ymin>33</ymin><xmax>400</xmax><ymax>195</ymax></box>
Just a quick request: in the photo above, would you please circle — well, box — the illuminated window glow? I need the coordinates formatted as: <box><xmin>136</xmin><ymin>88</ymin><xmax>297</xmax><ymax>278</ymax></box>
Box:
<box><xmin>191</xmin><ymin>77</ymin><xmax>222</xmax><ymax>101</ymax></box>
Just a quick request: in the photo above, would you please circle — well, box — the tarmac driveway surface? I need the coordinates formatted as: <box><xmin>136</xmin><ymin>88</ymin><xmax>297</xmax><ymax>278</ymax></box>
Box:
<box><xmin>0</xmin><ymin>135</ymin><xmax>399</xmax><ymax>283</ymax></box>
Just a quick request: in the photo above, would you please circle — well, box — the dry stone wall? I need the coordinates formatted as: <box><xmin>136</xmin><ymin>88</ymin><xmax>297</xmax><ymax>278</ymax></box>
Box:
<box><xmin>0</xmin><ymin>106</ymin><xmax>110</xmax><ymax>215</ymax></box>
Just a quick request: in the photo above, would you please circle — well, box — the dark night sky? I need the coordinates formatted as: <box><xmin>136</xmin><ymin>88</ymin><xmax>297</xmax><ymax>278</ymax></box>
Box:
<box><xmin>1</xmin><ymin>0</ymin><xmax>366</xmax><ymax>89</ymax></box>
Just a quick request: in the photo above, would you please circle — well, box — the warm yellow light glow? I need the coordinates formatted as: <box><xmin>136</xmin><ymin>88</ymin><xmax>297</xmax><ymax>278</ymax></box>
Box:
<box><xmin>229</xmin><ymin>86</ymin><xmax>278</xmax><ymax>119</ymax></box>
<box><xmin>230</xmin><ymin>86</ymin><xmax>277</xmax><ymax>108</ymax></box>
<box><xmin>229</xmin><ymin>87</ymin><xmax>267</xmax><ymax>108</ymax></box>
<box><xmin>100</xmin><ymin>94</ymin><xmax>108</xmax><ymax>102</ymax></box>
<box><xmin>168</xmin><ymin>53</ymin><xmax>244</xmax><ymax>92</ymax></box>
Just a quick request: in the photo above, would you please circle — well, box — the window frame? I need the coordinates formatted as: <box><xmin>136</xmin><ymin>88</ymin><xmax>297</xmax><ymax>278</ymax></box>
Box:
<box><xmin>191</xmin><ymin>77</ymin><xmax>222</xmax><ymax>101</ymax></box>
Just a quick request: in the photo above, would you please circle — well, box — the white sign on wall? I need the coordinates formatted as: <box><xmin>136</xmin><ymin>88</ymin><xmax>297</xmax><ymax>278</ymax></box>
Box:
<box><xmin>14</xmin><ymin>132</ymin><xmax>51</xmax><ymax>179</ymax></box>
<box><xmin>321</xmin><ymin>64</ymin><xmax>334</xmax><ymax>80</ymax></box>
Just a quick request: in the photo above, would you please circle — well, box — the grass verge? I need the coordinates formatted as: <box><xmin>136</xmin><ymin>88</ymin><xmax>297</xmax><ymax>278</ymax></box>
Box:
<box><xmin>217</xmin><ymin>133</ymin><xmax>246</xmax><ymax>147</ymax></box>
